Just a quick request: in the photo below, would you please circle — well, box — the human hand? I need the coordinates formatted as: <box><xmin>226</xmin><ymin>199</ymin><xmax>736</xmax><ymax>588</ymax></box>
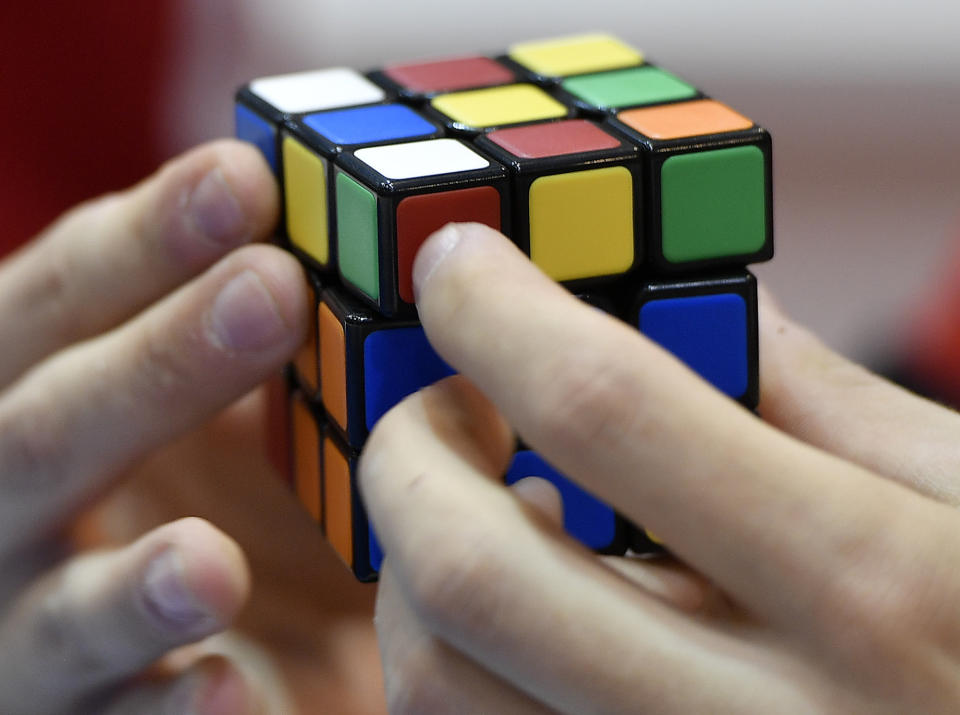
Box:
<box><xmin>0</xmin><ymin>140</ymin><xmax>379</xmax><ymax>714</ymax></box>
<box><xmin>360</xmin><ymin>222</ymin><xmax>960</xmax><ymax>713</ymax></box>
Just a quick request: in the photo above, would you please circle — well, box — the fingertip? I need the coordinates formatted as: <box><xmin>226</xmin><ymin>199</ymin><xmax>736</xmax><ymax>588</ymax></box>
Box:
<box><xmin>207</xmin><ymin>139</ymin><xmax>281</xmax><ymax>242</ymax></box>
<box><xmin>168</xmin><ymin>517</ymin><xmax>251</xmax><ymax>625</ymax></box>
<box><xmin>509</xmin><ymin>476</ymin><xmax>564</xmax><ymax>527</ymax></box>
<box><xmin>412</xmin><ymin>222</ymin><xmax>518</xmax><ymax>305</ymax></box>
<box><xmin>145</xmin><ymin>518</ymin><xmax>251</xmax><ymax>632</ymax></box>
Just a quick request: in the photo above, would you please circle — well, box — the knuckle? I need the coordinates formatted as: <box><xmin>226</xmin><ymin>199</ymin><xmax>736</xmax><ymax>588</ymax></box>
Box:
<box><xmin>0</xmin><ymin>398</ymin><xmax>70</xmax><ymax>496</ymax></box>
<box><xmin>31</xmin><ymin>569</ymin><xmax>110</xmax><ymax>682</ymax></box>
<box><xmin>405</xmin><ymin>515</ymin><xmax>510</xmax><ymax>640</ymax></box>
<box><xmin>131</xmin><ymin>324</ymin><xmax>198</xmax><ymax>409</ymax></box>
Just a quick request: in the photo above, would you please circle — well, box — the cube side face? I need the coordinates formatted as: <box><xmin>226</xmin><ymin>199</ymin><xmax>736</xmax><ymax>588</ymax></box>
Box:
<box><xmin>505</xmin><ymin>450</ymin><xmax>626</xmax><ymax>553</ymax></box>
<box><xmin>283</xmin><ymin>135</ymin><xmax>332</xmax><ymax>269</ymax></box>
<box><xmin>318</xmin><ymin>299</ymin><xmax>350</xmax><ymax>434</ymax></box>
<box><xmin>322</xmin><ymin>431</ymin><xmax>377</xmax><ymax>582</ymax></box>
<box><xmin>335</xmin><ymin>172</ymin><xmax>382</xmax><ymax>303</ymax></box>
<box><xmin>634</xmin><ymin>273</ymin><xmax>759</xmax><ymax>408</ymax></box>
<box><xmin>292</xmin><ymin>280</ymin><xmax>320</xmax><ymax>396</ymax></box>
<box><xmin>292</xmin><ymin>395</ymin><xmax>322</xmax><ymax>524</ymax></box>
<box><xmin>235</xmin><ymin>102</ymin><xmax>279</xmax><ymax>175</ymax></box>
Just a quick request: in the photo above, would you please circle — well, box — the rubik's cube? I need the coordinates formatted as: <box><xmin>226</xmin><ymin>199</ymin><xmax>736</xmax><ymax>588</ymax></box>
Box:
<box><xmin>236</xmin><ymin>34</ymin><xmax>773</xmax><ymax>581</ymax></box>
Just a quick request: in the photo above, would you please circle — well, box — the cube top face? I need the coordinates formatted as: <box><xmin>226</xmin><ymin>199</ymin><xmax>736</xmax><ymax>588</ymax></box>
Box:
<box><xmin>507</xmin><ymin>33</ymin><xmax>643</xmax><ymax>79</ymax></box>
<box><xmin>562</xmin><ymin>66</ymin><xmax>697</xmax><ymax>111</ymax></box>
<box><xmin>486</xmin><ymin>119</ymin><xmax>623</xmax><ymax>160</ymax></box>
<box><xmin>249</xmin><ymin>67</ymin><xmax>387</xmax><ymax>114</ymax></box>
<box><xmin>302</xmin><ymin>103</ymin><xmax>440</xmax><ymax>149</ymax></box>
<box><xmin>382</xmin><ymin>55</ymin><xmax>516</xmax><ymax>95</ymax></box>
<box><xmin>352</xmin><ymin>137</ymin><xmax>493</xmax><ymax>182</ymax></box>
<box><xmin>617</xmin><ymin>99</ymin><xmax>754</xmax><ymax>140</ymax></box>
<box><xmin>430</xmin><ymin>84</ymin><xmax>568</xmax><ymax>132</ymax></box>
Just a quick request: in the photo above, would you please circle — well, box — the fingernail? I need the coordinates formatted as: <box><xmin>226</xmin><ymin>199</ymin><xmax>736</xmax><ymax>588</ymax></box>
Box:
<box><xmin>208</xmin><ymin>270</ymin><xmax>287</xmax><ymax>352</ymax></box>
<box><xmin>142</xmin><ymin>549</ymin><xmax>218</xmax><ymax>633</ymax></box>
<box><xmin>412</xmin><ymin>222</ymin><xmax>465</xmax><ymax>303</ymax></box>
<box><xmin>188</xmin><ymin>167</ymin><xmax>247</xmax><ymax>245</ymax></box>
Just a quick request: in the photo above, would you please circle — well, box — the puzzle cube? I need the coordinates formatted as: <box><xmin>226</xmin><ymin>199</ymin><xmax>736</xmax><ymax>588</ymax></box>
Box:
<box><xmin>506</xmin><ymin>450</ymin><xmax>629</xmax><ymax>553</ymax></box>
<box><xmin>632</xmin><ymin>271</ymin><xmax>759</xmax><ymax>407</ymax></box>
<box><xmin>371</xmin><ymin>55</ymin><xmax>518</xmax><ymax>101</ymax></box>
<box><xmin>333</xmin><ymin>138</ymin><xmax>509</xmax><ymax>315</ymax></box>
<box><xmin>291</xmin><ymin>275</ymin><xmax>320</xmax><ymax>398</ymax></box>
<box><xmin>282</xmin><ymin>103</ymin><xmax>444</xmax><ymax>272</ymax></box>
<box><xmin>475</xmin><ymin>119</ymin><xmax>641</xmax><ymax>284</ymax></box>
<box><xmin>427</xmin><ymin>83</ymin><xmax>572</xmax><ymax>135</ymax></box>
<box><xmin>235</xmin><ymin>67</ymin><xmax>390</xmax><ymax>178</ymax></box>
<box><xmin>317</xmin><ymin>285</ymin><xmax>455</xmax><ymax>449</ymax></box>
<box><xmin>609</xmin><ymin>99</ymin><xmax>773</xmax><ymax>272</ymax></box>
<box><xmin>239</xmin><ymin>33</ymin><xmax>775</xmax><ymax>581</ymax></box>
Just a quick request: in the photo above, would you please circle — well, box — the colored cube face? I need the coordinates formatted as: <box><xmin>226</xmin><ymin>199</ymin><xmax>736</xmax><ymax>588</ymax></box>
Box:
<box><xmin>430</xmin><ymin>84</ymin><xmax>569</xmax><ymax>133</ymax></box>
<box><xmin>292</xmin><ymin>396</ymin><xmax>322</xmax><ymax>524</ymax></box>
<box><xmin>562</xmin><ymin>66</ymin><xmax>698</xmax><ymax>112</ymax></box>
<box><xmin>508</xmin><ymin>33</ymin><xmax>644</xmax><ymax>80</ymax></box>
<box><xmin>318</xmin><ymin>290</ymin><xmax>455</xmax><ymax>448</ymax></box>
<box><xmin>283</xmin><ymin>105</ymin><xmax>442</xmax><ymax>270</ymax></box>
<box><xmin>479</xmin><ymin>119</ymin><xmax>639</xmax><ymax>283</ymax></box>
<box><xmin>322</xmin><ymin>431</ymin><xmax>379</xmax><ymax>582</ymax></box>
<box><xmin>635</xmin><ymin>273</ymin><xmax>758</xmax><ymax>406</ymax></box>
<box><xmin>235</xmin><ymin>68</ymin><xmax>389</xmax><ymax>179</ymax></box>
<box><xmin>378</xmin><ymin>55</ymin><xmax>517</xmax><ymax>98</ymax></box>
<box><xmin>612</xmin><ymin>99</ymin><xmax>773</xmax><ymax>270</ymax></box>
<box><xmin>505</xmin><ymin>451</ymin><xmax>625</xmax><ymax>552</ymax></box>
<box><xmin>334</xmin><ymin>138</ymin><xmax>507</xmax><ymax>314</ymax></box>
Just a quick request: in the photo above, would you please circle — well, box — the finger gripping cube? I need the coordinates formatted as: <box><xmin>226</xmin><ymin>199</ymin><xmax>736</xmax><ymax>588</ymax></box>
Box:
<box><xmin>242</xmin><ymin>33</ymin><xmax>774</xmax><ymax>581</ymax></box>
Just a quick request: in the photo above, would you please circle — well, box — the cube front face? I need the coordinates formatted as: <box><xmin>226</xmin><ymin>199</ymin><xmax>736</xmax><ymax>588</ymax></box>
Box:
<box><xmin>242</xmin><ymin>33</ymin><xmax>774</xmax><ymax>581</ymax></box>
<box><xmin>528</xmin><ymin>166</ymin><xmax>635</xmax><ymax>281</ymax></box>
<box><xmin>660</xmin><ymin>145</ymin><xmax>768</xmax><ymax>264</ymax></box>
<box><xmin>634</xmin><ymin>273</ymin><xmax>759</xmax><ymax>406</ymax></box>
<box><xmin>479</xmin><ymin>118</ymin><xmax>641</xmax><ymax>284</ymax></box>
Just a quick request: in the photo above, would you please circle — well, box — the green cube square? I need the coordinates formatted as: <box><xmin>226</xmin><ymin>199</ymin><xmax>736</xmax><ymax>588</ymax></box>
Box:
<box><xmin>336</xmin><ymin>173</ymin><xmax>380</xmax><ymax>301</ymax></box>
<box><xmin>562</xmin><ymin>66</ymin><xmax>697</xmax><ymax>110</ymax></box>
<box><xmin>660</xmin><ymin>145</ymin><xmax>767</xmax><ymax>264</ymax></box>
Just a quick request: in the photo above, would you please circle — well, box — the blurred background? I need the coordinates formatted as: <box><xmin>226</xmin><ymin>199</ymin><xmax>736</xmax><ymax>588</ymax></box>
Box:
<box><xmin>3</xmin><ymin>0</ymin><xmax>958</xmax><ymax>364</ymax></box>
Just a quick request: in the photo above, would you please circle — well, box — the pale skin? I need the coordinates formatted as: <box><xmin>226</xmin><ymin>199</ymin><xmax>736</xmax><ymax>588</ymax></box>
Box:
<box><xmin>6</xmin><ymin>138</ymin><xmax>960</xmax><ymax>714</ymax></box>
<box><xmin>360</xmin><ymin>221</ymin><xmax>960</xmax><ymax>713</ymax></box>
<box><xmin>0</xmin><ymin>140</ymin><xmax>382</xmax><ymax>714</ymax></box>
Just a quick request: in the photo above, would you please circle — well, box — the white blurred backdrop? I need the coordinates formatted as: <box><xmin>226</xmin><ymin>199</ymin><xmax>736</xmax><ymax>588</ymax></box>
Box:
<box><xmin>163</xmin><ymin>0</ymin><xmax>960</xmax><ymax>361</ymax></box>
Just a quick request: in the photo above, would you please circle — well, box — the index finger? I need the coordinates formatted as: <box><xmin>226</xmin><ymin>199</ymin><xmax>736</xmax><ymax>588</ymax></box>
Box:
<box><xmin>411</xmin><ymin>222</ymin><xmax>956</xmax><ymax>643</ymax></box>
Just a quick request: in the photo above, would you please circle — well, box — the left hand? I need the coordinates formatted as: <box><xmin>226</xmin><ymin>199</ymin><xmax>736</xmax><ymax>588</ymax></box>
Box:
<box><xmin>360</xmin><ymin>222</ymin><xmax>960</xmax><ymax>714</ymax></box>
